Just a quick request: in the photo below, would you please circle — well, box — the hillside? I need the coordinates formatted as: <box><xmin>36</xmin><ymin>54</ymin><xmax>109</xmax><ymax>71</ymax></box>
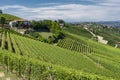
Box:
<box><xmin>88</xmin><ymin>24</ymin><xmax>120</xmax><ymax>48</ymax></box>
<box><xmin>0</xmin><ymin>23</ymin><xmax>120</xmax><ymax>80</ymax></box>
<box><xmin>64</xmin><ymin>26</ymin><xmax>93</xmax><ymax>38</ymax></box>
<box><xmin>0</xmin><ymin>30</ymin><xmax>114</xmax><ymax>80</ymax></box>
<box><xmin>0</xmin><ymin>14</ymin><xmax>22</xmax><ymax>22</ymax></box>
<box><xmin>68</xmin><ymin>23</ymin><xmax>120</xmax><ymax>48</ymax></box>
<box><xmin>57</xmin><ymin>26</ymin><xmax>120</xmax><ymax>79</ymax></box>
<box><xmin>0</xmin><ymin>0</ymin><xmax>120</xmax><ymax>80</ymax></box>
<box><xmin>0</xmin><ymin>26</ymin><xmax>120</xmax><ymax>80</ymax></box>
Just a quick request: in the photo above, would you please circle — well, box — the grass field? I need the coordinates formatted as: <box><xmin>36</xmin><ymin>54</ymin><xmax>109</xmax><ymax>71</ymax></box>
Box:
<box><xmin>64</xmin><ymin>26</ymin><xmax>93</xmax><ymax>38</ymax></box>
<box><xmin>38</xmin><ymin>32</ymin><xmax>53</xmax><ymax>39</ymax></box>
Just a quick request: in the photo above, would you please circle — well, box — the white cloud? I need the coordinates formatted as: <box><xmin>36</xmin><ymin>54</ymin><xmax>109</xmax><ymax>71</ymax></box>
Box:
<box><xmin>0</xmin><ymin>5</ymin><xmax>26</xmax><ymax>10</ymax></box>
<box><xmin>0</xmin><ymin>2</ymin><xmax>120</xmax><ymax>22</ymax></box>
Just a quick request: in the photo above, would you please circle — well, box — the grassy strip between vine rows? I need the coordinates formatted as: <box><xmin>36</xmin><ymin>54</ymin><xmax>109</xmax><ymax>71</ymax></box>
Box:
<box><xmin>0</xmin><ymin>49</ymin><xmax>114</xmax><ymax>80</ymax></box>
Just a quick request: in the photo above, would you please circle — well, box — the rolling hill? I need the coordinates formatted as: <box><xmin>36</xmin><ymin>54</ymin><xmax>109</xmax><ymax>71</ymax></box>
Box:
<box><xmin>87</xmin><ymin>24</ymin><xmax>120</xmax><ymax>48</ymax></box>
<box><xmin>96</xmin><ymin>21</ymin><xmax>120</xmax><ymax>27</ymax></box>
<box><xmin>0</xmin><ymin>14</ymin><xmax>22</xmax><ymax>22</ymax></box>
<box><xmin>57</xmin><ymin>26</ymin><xmax>120</xmax><ymax>79</ymax></box>
<box><xmin>0</xmin><ymin>18</ymin><xmax>120</xmax><ymax>80</ymax></box>
<box><xmin>0</xmin><ymin>28</ymin><xmax>114</xmax><ymax>80</ymax></box>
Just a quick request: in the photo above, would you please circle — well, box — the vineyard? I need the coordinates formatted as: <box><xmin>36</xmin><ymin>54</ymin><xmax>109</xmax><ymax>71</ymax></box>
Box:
<box><xmin>59</xmin><ymin>29</ymin><xmax>120</xmax><ymax>79</ymax></box>
<box><xmin>0</xmin><ymin>28</ymin><xmax>120</xmax><ymax>79</ymax></box>
<box><xmin>0</xmin><ymin>50</ymin><xmax>112</xmax><ymax>80</ymax></box>
<box><xmin>57</xmin><ymin>38</ymin><xmax>95</xmax><ymax>53</ymax></box>
<box><xmin>0</xmin><ymin>29</ymin><xmax>112</xmax><ymax>80</ymax></box>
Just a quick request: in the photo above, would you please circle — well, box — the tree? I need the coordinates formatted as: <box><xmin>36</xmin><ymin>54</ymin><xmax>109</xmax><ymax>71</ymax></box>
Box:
<box><xmin>0</xmin><ymin>17</ymin><xmax>6</xmax><ymax>27</ymax></box>
<box><xmin>50</xmin><ymin>21</ymin><xmax>60</xmax><ymax>33</ymax></box>
<box><xmin>58</xmin><ymin>19</ymin><xmax>65</xmax><ymax>24</ymax></box>
<box><xmin>0</xmin><ymin>10</ymin><xmax>2</xmax><ymax>14</ymax></box>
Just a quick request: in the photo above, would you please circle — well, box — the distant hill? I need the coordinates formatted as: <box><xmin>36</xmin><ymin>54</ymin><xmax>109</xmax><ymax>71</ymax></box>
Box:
<box><xmin>0</xmin><ymin>13</ymin><xmax>22</xmax><ymax>23</ymax></box>
<box><xmin>96</xmin><ymin>21</ymin><xmax>120</xmax><ymax>27</ymax></box>
<box><xmin>70</xmin><ymin>21</ymin><xmax>120</xmax><ymax>27</ymax></box>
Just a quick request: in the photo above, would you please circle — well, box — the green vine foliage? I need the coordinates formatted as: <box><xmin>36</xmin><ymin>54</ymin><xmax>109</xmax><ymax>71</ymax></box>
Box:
<box><xmin>0</xmin><ymin>49</ymin><xmax>113</xmax><ymax>80</ymax></box>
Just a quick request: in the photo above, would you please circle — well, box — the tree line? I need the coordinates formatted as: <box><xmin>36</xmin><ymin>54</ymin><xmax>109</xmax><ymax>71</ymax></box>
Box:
<box><xmin>0</xmin><ymin>10</ymin><xmax>6</xmax><ymax>27</ymax></box>
<box><xmin>30</xmin><ymin>20</ymin><xmax>65</xmax><ymax>43</ymax></box>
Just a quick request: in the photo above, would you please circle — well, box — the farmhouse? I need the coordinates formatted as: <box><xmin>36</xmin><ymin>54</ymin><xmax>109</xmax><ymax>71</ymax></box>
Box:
<box><xmin>9</xmin><ymin>20</ymin><xmax>32</xmax><ymax>34</ymax></box>
<box><xmin>59</xmin><ymin>23</ymin><xmax>64</xmax><ymax>28</ymax></box>
<box><xmin>9</xmin><ymin>19</ymin><xmax>31</xmax><ymax>28</ymax></box>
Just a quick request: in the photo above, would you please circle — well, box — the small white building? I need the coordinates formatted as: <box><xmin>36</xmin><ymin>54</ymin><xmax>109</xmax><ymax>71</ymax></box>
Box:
<box><xmin>59</xmin><ymin>23</ymin><xmax>64</xmax><ymax>28</ymax></box>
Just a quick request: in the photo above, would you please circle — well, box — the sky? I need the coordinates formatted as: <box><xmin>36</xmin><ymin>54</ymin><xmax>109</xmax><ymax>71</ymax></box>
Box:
<box><xmin>0</xmin><ymin>0</ymin><xmax>120</xmax><ymax>22</ymax></box>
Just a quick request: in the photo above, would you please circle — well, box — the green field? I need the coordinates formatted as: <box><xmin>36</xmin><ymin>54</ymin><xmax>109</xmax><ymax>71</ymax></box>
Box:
<box><xmin>38</xmin><ymin>32</ymin><xmax>53</xmax><ymax>39</ymax></box>
<box><xmin>64</xmin><ymin>26</ymin><xmax>93</xmax><ymax>38</ymax></box>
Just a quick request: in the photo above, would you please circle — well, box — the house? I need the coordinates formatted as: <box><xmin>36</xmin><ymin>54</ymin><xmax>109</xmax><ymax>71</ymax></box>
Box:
<box><xmin>9</xmin><ymin>20</ymin><xmax>32</xmax><ymax>34</ymax></box>
<box><xmin>9</xmin><ymin>19</ymin><xmax>31</xmax><ymax>28</ymax></box>
<box><xmin>59</xmin><ymin>23</ymin><xmax>64</xmax><ymax>28</ymax></box>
